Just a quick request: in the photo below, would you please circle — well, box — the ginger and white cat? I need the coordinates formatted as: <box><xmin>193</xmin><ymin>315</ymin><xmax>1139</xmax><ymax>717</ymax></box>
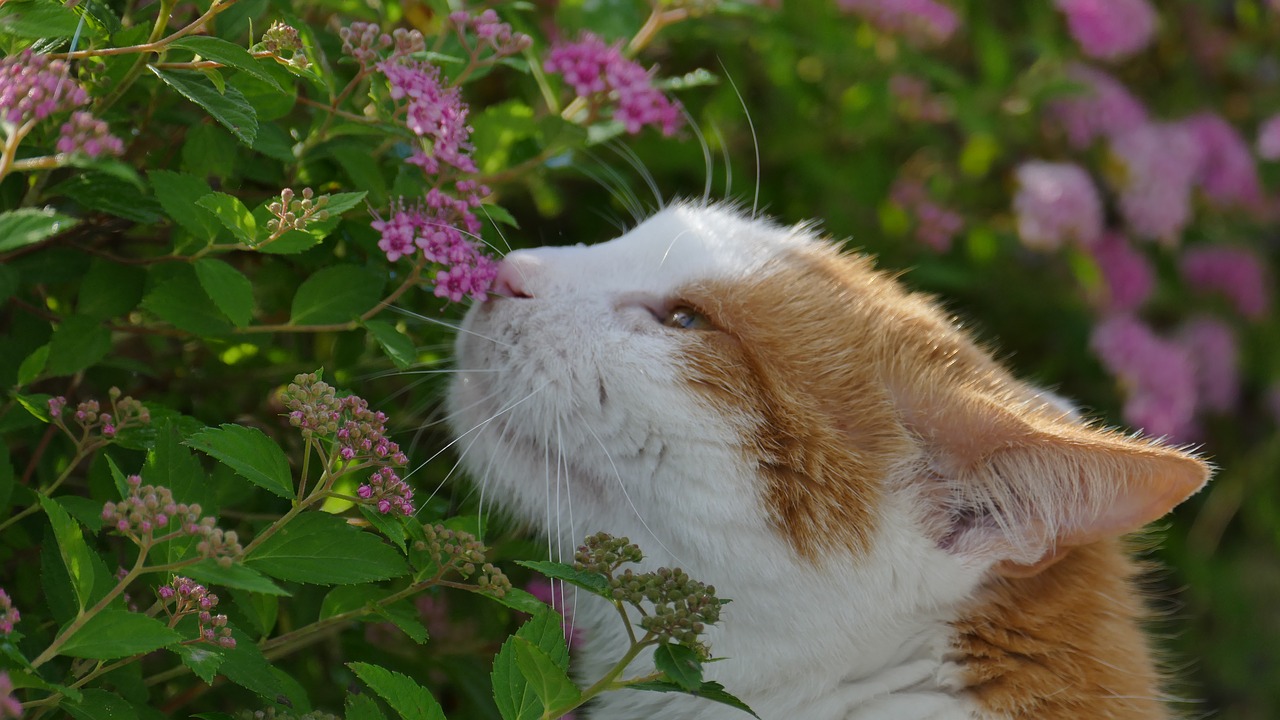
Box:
<box><xmin>448</xmin><ymin>203</ymin><xmax>1209</xmax><ymax>719</ymax></box>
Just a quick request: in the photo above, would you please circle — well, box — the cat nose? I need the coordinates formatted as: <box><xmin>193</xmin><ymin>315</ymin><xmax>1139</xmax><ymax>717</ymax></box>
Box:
<box><xmin>491</xmin><ymin>252</ymin><xmax>540</xmax><ymax>298</ymax></box>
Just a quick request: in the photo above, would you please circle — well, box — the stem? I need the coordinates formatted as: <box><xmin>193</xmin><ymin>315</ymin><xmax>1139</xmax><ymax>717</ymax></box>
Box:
<box><xmin>235</xmin><ymin>256</ymin><xmax>425</xmax><ymax>335</ymax></box>
<box><xmin>544</xmin><ymin>635</ymin><xmax>659</xmax><ymax>718</ymax></box>
<box><xmin>52</xmin><ymin>0</ymin><xmax>242</xmax><ymax>61</ymax></box>
<box><xmin>627</xmin><ymin>7</ymin><xmax>689</xmax><ymax>56</ymax></box>
<box><xmin>296</xmin><ymin>95</ymin><xmax>377</xmax><ymax>124</ymax></box>
<box><xmin>0</xmin><ymin>118</ymin><xmax>38</xmax><ymax>183</ymax></box>
<box><xmin>94</xmin><ymin>0</ymin><xmax>181</xmax><ymax>112</ymax></box>
<box><xmin>0</xmin><ymin>443</ymin><xmax>96</xmax><ymax>533</ymax></box>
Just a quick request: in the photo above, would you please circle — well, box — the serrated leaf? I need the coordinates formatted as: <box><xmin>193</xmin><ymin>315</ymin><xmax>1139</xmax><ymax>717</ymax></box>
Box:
<box><xmin>194</xmin><ymin>258</ymin><xmax>254</xmax><ymax>327</ymax></box>
<box><xmin>320</xmin><ymin>584</ymin><xmax>386</xmax><ymax>619</ymax></box>
<box><xmin>145</xmin><ymin>420</ymin><xmax>211</xmax><ymax>510</ymax></box>
<box><xmin>196</xmin><ymin>193</ymin><xmax>257</xmax><ymax>245</ymax></box>
<box><xmin>104</xmin><ymin>454</ymin><xmax>129</xmax><ymax>499</ymax></box>
<box><xmin>51</xmin><ymin>172</ymin><xmax>162</xmax><ymax>223</ymax></box>
<box><xmin>16</xmin><ymin>393</ymin><xmax>53</xmax><ymax>423</ymax></box>
<box><xmin>628</xmin><ymin>680</ymin><xmax>760</xmax><ymax>717</ymax></box>
<box><xmin>39</xmin><ymin>495</ymin><xmax>97</xmax><ymax>611</ymax></box>
<box><xmin>246</xmin><ymin>511</ymin><xmax>408</xmax><ymax>585</ymax></box>
<box><xmin>516</xmin><ymin>560</ymin><xmax>612</xmax><ymax>598</ymax></box>
<box><xmin>479</xmin><ymin>204</ymin><xmax>520</xmax><ymax>229</ymax></box>
<box><xmin>185</xmin><ymin>558</ymin><xmax>289</xmax><ymax>596</ymax></box>
<box><xmin>58</xmin><ymin>610</ymin><xmax>182</xmax><ymax>660</ymax></box>
<box><xmin>0</xmin><ymin>208</ymin><xmax>78</xmax><ymax>251</ymax></box>
<box><xmin>317</xmin><ymin>190</ymin><xmax>368</xmax><ymax>216</ymax></box>
<box><xmin>61</xmin><ymin>688</ymin><xmax>139</xmax><ymax>720</ymax></box>
<box><xmin>214</xmin><ymin>627</ymin><xmax>287</xmax><ymax>700</ymax></box>
<box><xmin>358</xmin><ymin>503</ymin><xmax>408</xmax><ymax>551</ymax></box>
<box><xmin>170</xmin><ymin>36</ymin><xmax>283</xmax><ymax>89</ymax></box>
<box><xmin>257</xmin><ymin>229</ymin><xmax>320</xmax><ymax>254</ymax></box>
<box><xmin>289</xmin><ymin>265</ymin><xmax>384</xmax><ymax>325</ymax></box>
<box><xmin>493</xmin><ymin>608</ymin><xmax>571</xmax><ymax>720</ymax></box>
<box><xmin>349</xmin><ymin>662</ymin><xmax>446</xmax><ymax>720</ymax></box>
<box><xmin>147</xmin><ymin>170</ymin><xmax>220</xmax><ymax>242</ymax></box>
<box><xmin>185</xmin><ymin>424</ymin><xmax>293</xmax><ymax>499</ymax></box>
<box><xmin>141</xmin><ymin>266</ymin><xmax>233</xmax><ymax>337</ymax></box>
<box><xmin>17</xmin><ymin>344</ymin><xmax>49</xmax><ymax>386</ymax></box>
<box><xmin>376</xmin><ymin>603</ymin><xmax>430</xmax><ymax>644</ymax></box>
<box><xmin>365</xmin><ymin>320</ymin><xmax>416</xmax><ymax>370</ymax></box>
<box><xmin>46</xmin><ymin>315</ymin><xmax>111</xmax><ymax>377</ymax></box>
<box><xmin>173</xmin><ymin>644</ymin><xmax>226</xmax><ymax>683</ymax></box>
<box><xmin>0</xmin><ymin>0</ymin><xmax>84</xmax><ymax>38</ymax></box>
<box><xmin>149</xmin><ymin>67</ymin><xmax>258</xmax><ymax>145</ymax></box>
<box><xmin>511</xmin><ymin>636</ymin><xmax>581</xmax><ymax>713</ymax></box>
<box><xmin>346</xmin><ymin>693</ymin><xmax>388</xmax><ymax>720</ymax></box>
<box><xmin>653</xmin><ymin>643</ymin><xmax>704</xmax><ymax>692</ymax></box>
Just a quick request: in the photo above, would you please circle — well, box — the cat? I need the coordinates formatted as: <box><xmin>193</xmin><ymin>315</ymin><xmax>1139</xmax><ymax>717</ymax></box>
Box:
<box><xmin>447</xmin><ymin>202</ymin><xmax>1210</xmax><ymax>720</ymax></box>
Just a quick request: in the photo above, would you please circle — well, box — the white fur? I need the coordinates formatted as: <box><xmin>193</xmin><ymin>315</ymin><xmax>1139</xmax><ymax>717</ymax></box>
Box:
<box><xmin>449</xmin><ymin>204</ymin><xmax>999</xmax><ymax>719</ymax></box>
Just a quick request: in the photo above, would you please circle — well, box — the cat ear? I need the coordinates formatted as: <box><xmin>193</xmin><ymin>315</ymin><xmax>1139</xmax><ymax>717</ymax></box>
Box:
<box><xmin>905</xmin><ymin>392</ymin><xmax>1210</xmax><ymax>576</ymax></box>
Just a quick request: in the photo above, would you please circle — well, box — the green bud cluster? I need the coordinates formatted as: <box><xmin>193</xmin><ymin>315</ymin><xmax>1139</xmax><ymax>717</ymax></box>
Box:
<box><xmin>573</xmin><ymin>531</ymin><xmax>645</xmax><ymax>574</ymax></box>
<box><xmin>414</xmin><ymin>524</ymin><xmax>512</xmax><ymax>597</ymax></box>
<box><xmin>281</xmin><ymin>372</ymin><xmax>342</xmax><ymax>438</ymax></box>
<box><xmin>266</xmin><ymin>187</ymin><xmax>330</xmax><ymax>238</ymax></box>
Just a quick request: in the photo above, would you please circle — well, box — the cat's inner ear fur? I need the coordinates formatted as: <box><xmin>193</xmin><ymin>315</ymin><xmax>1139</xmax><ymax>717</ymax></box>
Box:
<box><xmin>901</xmin><ymin>387</ymin><xmax>1211</xmax><ymax>577</ymax></box>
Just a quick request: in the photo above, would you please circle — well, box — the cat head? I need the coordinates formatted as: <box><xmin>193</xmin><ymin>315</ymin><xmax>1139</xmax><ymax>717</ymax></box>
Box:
<box><xmin>448</xmin><ymin>201</ymin><xmax>1208</xmax><ymax>603</ymax></box>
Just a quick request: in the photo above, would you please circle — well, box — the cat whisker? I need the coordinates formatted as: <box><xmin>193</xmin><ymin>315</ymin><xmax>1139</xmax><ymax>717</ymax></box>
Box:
<box><xmin>659</xmin><ymin>229</ymin><xmax>694</xmax><ymax>269</ymax></box>
<box><xmin>710</xmin><ymin>120</ymin><xmax>732</xmax><ymax>202</ymax></box>
<box><xmin>679</xmin><ymin>104</ymin><xmax>715</xmax><ymax>206</ymax></box>
<box><xmin>578</xmin><ymin>151</ymin><xmax>646</xmax><ymax>225</ymax></box>
<box><xmin>719</xmin><ymin>57</ymin><xmax>760</xmax><ymax>218</ymax></box>
<box><xmin>390</xmin><ymin>305</ymin><xmax>513</xmax><ymax>348</ymax></box>
<box><xmin>477</xmin><ymin>203</ymin><xmax>516</xmax><ymax>256</ymax></box>
<box><xmin>606</xmin><ymin>138</ymin><xmax>664</xmax><ymax>211</ymax></box>
<box><xmin>406</xmin><ymin>381</ymin><xmax>548</xmax><ymax>483</ymax></box>
<box><xmin>419</xmin><ymin>220</ymin><xmax>510</xmax><ymax>259</ymax></box>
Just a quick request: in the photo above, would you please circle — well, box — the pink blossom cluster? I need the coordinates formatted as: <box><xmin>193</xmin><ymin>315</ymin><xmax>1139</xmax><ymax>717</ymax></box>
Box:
<box><xmin>281</xmin><ymin>372</ymin><xmax>411</xmax><ymax>466</ymax></box>
<box><xmin>0</xmin><ymin>49</ymin><xmax>88</xmax><ymax>126</ymax></box>
<box><xmin>157</xmin><ymin>576</ymin><xmax>236</xmax><ymax>648</ymax></box>
<box><xmin>1179</xmin><ymin>246</ymin><xmax>1271</xmax><ymax>320</ymax></box>
<box><xmin>379</xmin><ymin>58</ymin><xmax>477</xmax><ymax>174</ymax></box>
<box><xmin>1177</xmin><ymin>316</ymin><xmax>1240</xmax><ymax>413</ymax></box>
<box><xmin>1179</xmin><ymin>112</ymin><xmax>1262</xmax><ymax>210</ymax></box>
<box><xmin>102</xmin><ymin>474</ymin><xmax>241</xmax><ymax>563</ymax></box>
<box><xmin>56</xmin><ymin>110</ymin><xmax>125</xmax><ymax>159</ymax></box>
<box><xmin>544</xmin><ymin>34</ymin><xmax>682</xmax><ymax>136</ymax></box>
<box><xmin>890</xmin><ymin>177</ymin><xmax>964</xmax><ymax>252</ymax></box>
<box><xmin>835</xmin><ymin>0</ymin><xmax>960</xmax><ymax>44</ymax></box>
<box><xmin>340</xmin><ymin>22</ymin><xmax>425</xmax><ymax>71</ymax></box>
<box><xmin>1013</xmin><ymin>161</ymin><xmax>1103</xmax><ymax>250</ymax></box>
<box><xmin>357</xmin><ymin>466</ymin><xmax>415</xmax><ymax>515</ymax></box>
<box><xmin>0</xmin><ymin>588</ymin><xmax>19</xmax><ymax>635</ymax></box>
<box><xmin>1257</xmin><ymin>113</ymin><xmax>1280</xmax><ymax>161</ymax></box>
<box><xmin>1053</xmin><ymin>0</ymin><xmax>1157</xmax><ymax>61</ymax></box>
<box><xmin>450</xmin><ymin>9</ymin><xmax>532</xmax><ymax>58</ymax></box>
<box><xmin>1088</xmin><ymin>232</ymin><xmax>1154</xmax><ymax>312</ymax></box>
<box><xmin>1091</xmin><ymin>314</ymin><xmax>1197</xmax><ymax>439</ymax></box>
<box><xmin>373</xmin><ymin>181</ymin><xmax>498</xmax><ymax>302</ymax></box>
<box><xmin>1108</xmin><ymin>122</ymin><xmax>1202</xmax><ymax>242</ymax></box>
<box><xmin>888</xmin><ymin>74</ymin><xmax>951</xmax><ymax>123</ymax></box>
<box><xmin>48</xmin><ymin>387</ymin><xmax>150</xmax><ymax>440</ymax></box>
<box><xmin>1047</xmin><ymin>64</ymin><xmax>1147</xmax><ymax>149</ymax></box>
<box><xmin>0</xmin><ymin>673</ymin><xmax>18</xmax><ymax>720</ymax></box>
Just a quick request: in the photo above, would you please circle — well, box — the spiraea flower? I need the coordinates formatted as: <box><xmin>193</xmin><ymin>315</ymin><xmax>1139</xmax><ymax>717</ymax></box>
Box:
<box><xmin>1089</xmin><ymin>231</ymin><xmax>1154</xmax><ymax>312</ymax></box>
<box><xmin>1180</xmin><ymin>246</ymin><xmax>1271</xmax><ymax>320</ymax></box>
<box><xmin>357</xmin><ymin>467</ymin><xmax>414</xmax><ymax>515</ymax></box>
<box><xmin>1048</xmin><ymin>63</ymin><xmax>1148</xmax><ymax>149</ymax></box>
<box><xmin>888</xmin><ymin>74</ymin><xmax>952</xmax><ymax>123</ymax></box>
<box><xmin>281</xmin><ymin>372</ymin><xmax>410</xmax><ymax>466</ymax></box>
<box><xmin>0</xmin><ymin>49</ymin><xmax>88</xmax><ymax>128</ymax></box>
<box><xmin>1258</xmin><ymin>113</ymin><xmax>1280</xmax><ymax>161</ymax></box>
<box><xmin>889</xmin><ymin>177</ymin><xmax>964</xmax><ymax>252</ymax></box>
<box><xmin>49</xmin><ymin>387</ymin><xmax>151</xmax><ymax>440</ymax></box>
<box><xmin>340</xmin><ymin>22</ymin><xmax>424</xmax><ymax>70</ymax></box>
<box><xmin>1054</xmin><ymin>0</ymin><xmax>1157</xmax><ymax>61</ymax></box>
<box><xmin>378</xmin><ymin>58</ymin><xmax>477</xmax><ymax>174</ymax></box>
<box><xmin>1013</xmin><ymin>161</ymin><xmax>1103</xmax><ymax>249</ymax></box>
<box><xmin>1178</xmin><ymin>112</ymin><xmax>1262</xmax><ymax>209</ymax></box>
<box><xmin>56</xmin><ymin>111</ymin><xmax>125</xmax><ymax>159</ymax></box>
<box><xmin>103</xmin><ymin>475</ymin><xmax>242</xmax><ymax>564</ymax></box>
<box><xmin>1108</xmin><ymin>122</ymin><xmax>1202</xmax><ymax>243</ymax></box>
<box><xmin>545</xmin><ymin>34</ymin><xmax>683</xmax><ymax>136</ymax></box>
<box><xmin>0</xmin><ymin>672</ymin><xmax>19</xmax><ymax>720</ymax></box>
<box><xmin>0</xmin><ymin>588</ymin><xmax>19</xmax><ymax>636</ymax></box>
<box><xmin>1091</xmin><ymin>314</ymin><xmax>1197</xmax><ymax>440</ymax></box>
<box><xmin>414</xmin><ymin>525</ymin><xmax>511</xmax><ymax>596</ymax></box>
<box><xmin>1177</xmin><ymin>316</ymin><xmax>1240</xmax><ymax>414</ymax></box>
<box><xmin>265</xmin><ymin>187</ymin><xmax>330</xmax><ymax>238</ymax></box>
<box><xmin>157</xmin><ymin>577</ymin><xmax>236</xmax><ymax>648</ymax></box>
<box><xmin>450</xmin><ymin>9</ymin><xmax>532</xmax><ymax>58</ymax></box>
<box><xmin>835</xmin><ymin>0</ymin><xmax>960</xmax><ymax>44</ymax></box>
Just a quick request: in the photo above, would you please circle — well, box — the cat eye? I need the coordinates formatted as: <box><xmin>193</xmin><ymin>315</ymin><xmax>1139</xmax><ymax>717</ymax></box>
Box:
<box><xmin>663</xmin><ymin>305</ymin><xmax>711</xmax><ymax>330</ymax></box>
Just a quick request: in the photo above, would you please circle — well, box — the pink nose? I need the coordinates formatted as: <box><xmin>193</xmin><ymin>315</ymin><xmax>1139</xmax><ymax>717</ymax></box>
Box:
<box><xmin>490</xmin><ymin>253</ymin><xmax>539</xmax><ymax>298</ymax></box>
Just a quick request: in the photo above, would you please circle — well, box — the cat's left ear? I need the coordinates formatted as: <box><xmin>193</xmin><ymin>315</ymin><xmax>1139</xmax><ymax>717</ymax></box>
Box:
<box><xmin>904</xmin><ymin>392</ymin><xmax>1211</xmax><ymax>577</ymax></box>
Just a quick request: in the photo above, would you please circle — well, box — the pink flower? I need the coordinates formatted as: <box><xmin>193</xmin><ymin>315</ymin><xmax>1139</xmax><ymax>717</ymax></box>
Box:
<box><xmin>0</xmin><ymin>49</ymin><xmax>89</xmax><ymax>126</ymax></box>
<box><xmin>1177</xmin><ymin>316</ymin><xmax>1239</xmax><ymax>414</ymax></box>
<box><xmin>372</xmin><ymin>182</ymin><xmax>497</xmax><ymax>301</ymax></box>
<box><xmin>0</xmin><ymin>672</ymin><xmax>21</xmax><ymax>720</ymax></box>
<box><xmin>0</xmin><ymin>589</ymin><xmax>19</xmax><ymax>636</ymax></box>
<box><xmin>358</xmin><ymin>467</ymin><xmax>415</xmax><ymax>515</ymax></box>
<box><xmin>56</xmin><ymin>111</ymin><xmax>125</xmax><ymax>158</ymax></box>
<box><xmin>1047</xmin><ymin>63</ymin><xmax>1148</xmax><ymax>149</ymax></box>
<box><xmin>1054</xmin><ymin>0</ymin><xmax>1158</xmax><ymax>61</ymax></box>
<box><xmin>1178</xmin><ymin>112</ymin><xmax>1262</xmax><ymax>209</ymax></box>
<box><xmin>545</xmin><ymin>34</ymin><xmax>682</xmax><ymax>136</ymax></box>
<box><xmin>835</xmin><ymin>0</ymin><xmax>960</xmax><ymax>44</ymax></box>
<box><xmin>1089</xmin><ymin>231</ymin><xmax>1154</xmax><ymax>312</ymax></box>
<box><xmin>1180</xmin><ymin>246</ymin><xmax>1271</xmax><ymax>320</ymax></box>
<box><xmin>890</xmin><ymin>177</ymin><xmax>964</xmax><ymax>252</ymax></box>
<box><xmin>1013</xmin><ymin>161</ymin><xmax>1103</xmax><ymax>249</ymax></box>
<box><xmin>377</xmin><ymin>59</ymin><xmax>476</xmax><ymax>174</ymax></box>
<box><xmin>1091</xmin><ymin>314</ymin><xmax>1197</xmax><ymax>440</ymax></box>
<box><xmin>1258</xmin><ymin>113</ymin><xmax>1280</xmax><ymax>161</ymax></box>
<box><xmin>1108</xmin><ymin>123</ymin><xmax>1202</xmax><ymax>243</ymax></box>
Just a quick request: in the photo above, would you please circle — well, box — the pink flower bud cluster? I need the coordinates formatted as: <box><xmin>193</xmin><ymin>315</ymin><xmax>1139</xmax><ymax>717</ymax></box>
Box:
<box><xmin>890</xmin><ymin>177</ymin><xmax>964</xmax><ymax>252</ymax></box>
<box><xmin>262</xmin><ymin>21</ymin><xmax>308</xmax><ymax>69</ymax></box>
<box><xmin>1088</xmin><ymin>232</ymin><xmax>1154</xmax><ymax>313</ymax></box>
<box><xmin>1091</xmin><ymin>314</ymin><xmax>1197</xmax><ymax>440</ymax></box>
<box><xmin>1177</xmin><ymin>316</ymin><xmax>1240</xmax><ymax>414</ymax></box>
<box><xmin>1179</xmin><ymin>112</ymin><xmax>1263</xmax><ymax>210</ymax></box>
<box><xmin>48</xmin><ymin>387</ymin><xmax>151</xmax><ymax>440</ymax></box>
<box><xmin>1179</xmin><ymin>246</ymin><xmax>1271</xmax><ymax>320</ymax></box>
<box><xmin>281</xmin><ymin>372</ymin><xmax>342</xmax><ymax>438</ymax></box>
<box><xmin>1259</xmin><ymin>113</ymin><xmax>1280</xmax><ymax>161</ymax></box>
<box><xmin>281</xmin><ymin>373</ymin><xmax>410</xmax><ymax>467</ymax></box>
<box><xmin>378</xmin><ymin>58</ymin><xmax>477</xmax><ymax>174</ymax></box>
<box><xmin>835</xmin><ymin>0</ymin><xmax>960</xmax><ymax>44</ymax></box>
<box><xmin>1053</xmin><ymin>0</ymin><xmax>1157</xmax><ymax>61</ymax></box>
<box><xmin>545</xmin><ymin>34</ymin><xmax>683</xmax><ymax>136</ymax></box>
<box><xmin>56</xmin><ymin>111</ymin><xmax>125</xmax><ymax>159</ymax></box>
<box><xmin>1108</xmin><ymin>122</ymin><xmax>1202</xmax><ymax>243</ymax></box>
<box><xmin>888</xmin><ymin>74</ymin><xmax>952</xmax><ymax>123</ymax></box>
<box><xmin>157</xmin><ymin>576</ymin><xmax>235</xmax><ymax>648</ymax></box>
<box><xmin>1048</xmin><ymin>64</ymin><xmax>1148</xmax><ymax>149</ymax></box>
<box><xmin>373</xmin><ymin>181</ymin><xmax>498</xmax><ymax>302</ymax></box>
<box><xmin>450</xmin><ymin>9</ymin><xmax>532</xmax><ymax>58</ymax></box>
<box><xmin>1013</xmin><ymin>161</ymin><xmax>1103</xmax><ymax>250</ymax></box>
<box><xmin>102</xmin><ymin>475</ymin><xmax>241</xmax><ymax>563</ymax></box>
<box><xmin>0</xmin><ymin>588</ymin><xmax>19</xmax><ymax>636</ymax></box>
<box><xmin>357</xmin><ymin>467</ymin><xmax>415</xmax><ymax>515</ymax></box>
<box><xmin>0</xmin><ymin>50</ymin><xmax>88</xmax><ymax>126</ymax></box>
<box><xmin>0</xmin><ymin>672</ymin><xmax>19</xmax><ymax>720</ymax></box>
<box><xmin>340</xmin><ymin>22</ymin><xmax>425</xmax><ymax>71</ymax></box>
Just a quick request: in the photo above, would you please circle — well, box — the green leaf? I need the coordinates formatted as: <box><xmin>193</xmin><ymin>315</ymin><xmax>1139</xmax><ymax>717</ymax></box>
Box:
<box><xmin>346</xmin><ymin>693</ymin><xmax>388</xmax><ymax>720</ymax></box>
<box><xmin>194</xmin><ymin>258</ymin><xmax>255</xmax><ymax>327</ymax></box>
<box><xmin>78</xmin><ymin>259</ymin><xmax>147</xmax><ymax>319</ymax></box>
<box><xmin>257</xmin><ymin>229</ymin><xmax>320</xmax><ymax>254</ymax></box>
<box><xmin>511</xmin><ymin>636</ymin><xmax>581</xmax><ymax>713</ymax></box>
<box><xmin>5</xmin><ymin>669</ymin><xmax>82</xmax><ymax>703</ymax></box>
<box><xmin>149</xmin><ymin>67</ymin><xmax>259</xmax><ymax>145</ymax></box>
<box><xmin>479</xmin><ymin>204</ymin><xmax>520</xmax><ymax>229</ymax></box>
<box><xmin>185</xmin><ymin>424</ymin><xmax>294</xmax><ymax>499</ymax></box>
<box><xmin>39</xmin><ymin>495</ymin><xmax>97</xmax><ymax>612</ymax></box>
<box><xmin>348</xmin><ymin>662</ymin><xmax>446</xmax><ymax>720</ymax></box>
<box><xmin>147</xmin><ymin>170</ymin><xmax>220</xmax><ymax>242</ymax></box>
<box><xmin>492</xmin><ymin>608</ymin><xmax>571</xmax><ymax>720</ymax></box>
<box><xmin>364</xmin><ymin>320</ymin><xmax>416</xmax><ymax>370</ymax></box>
<box><xmin>51</xmin><ymin>172</ymin><xmax>163</xmax><ymax>223</ymax></box>
<box><xmin>196</xmin><ymin>192</ymin><xmax>257</xmax><ymax>245</ymax></box>
<box><xmin>516</xmin><ymin>560</ymin><xmax>612</xmax><ymax>598</ymax></box>
<box><xmin>628</xmin><ymin>680</ymin><xmax>760</xmax><ymax>717</ymax></box>
<box><xmin>46</xmin><ymin>315</ymin><xmax>111</xmax><ymax>377</ymax></box>
<box><xmin>17</xmin><ymin>344</ymin><xmax>49</xmax><ymax>386</ymax></box>
<box><xmin>330</xmin><ymin>144</ymin><xmax>388</xmax><ymax>206</ymax></box>
<box><xmin>185</xmin><ymin>558</ymin><xmax>289</xmax><ymax>596</ymax></box>
<box><xmin>172</xmin><ymin>644</ymin><xmax>226</xmax><ymax>684</ymax></box>
<box><xmin>61</xmin><ymin>689</ymin><xmax>139</xmax><ymax>720</ymax></box>
<box><xmin>104</xmin><ymin>454</ymin><xmax>129</xmax><ymax>498</ymax></box>
<box><xmin>15</xmin><ymin>392</ymin><xmax>53</xmax><ymax>423</ymax></box>
<box><xmin>319</xmin><ymin>584</ymin><xmax>386</xmax><ymax>619</ymax></box>
<box><xmin>140</xmin><ymin>264</ymin><xmax>233</xmax><ymax>336</ymax></box>
<box><xmin>358</xmin><ymin>503</ymin><xmax>408</xmax><ymax>551</ymax></box>
<box><xmin>0</xmin><ymin>0</ymin><xmax>84</xmax><ymax>39</ymax></box>
<box><xmin>653</xmin><ymin>643</ymin><xmax>704</xmax><ymax>692</ymax></box>
<box><xmin>375</xmin><ymin>603</ymin><xmax>429</xmax><ymax>644</ymax></box>
<box><xmin>145</xmin><ymin>420</ymin><xmax>211</xmax><ymax>510</ymax></box>
<box><xmin>0</xmin><ymin>208</ymin><xmax>78</xmax><ymax>252</ymax></box>
<box><xmin>214</xmin><ymin>627</ymin><xmax>287</xmax><ymax>700</ymax></box>
<box><xmin>289</xmin><ymin>265</ymin><xmax>384</xmax><ymax>326</ymax></box>
<box><xmin>58</xmin><ymin>610</ymin><xmax>183</xmax><ymax>660</ymax></box>
<box><xmin>318</xmin><ymin>190</ymin><xmax>368</xmax><ymax>216</ymax></box>
<box><xmin>246</xmin><ymin>511</ymin><xmax>408</xmax><ymax>585</ymax></box>
<box><xmin>170</xmin><ymin>36</ymin><xmax>283</xmax><ymax>89</ymax></box>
